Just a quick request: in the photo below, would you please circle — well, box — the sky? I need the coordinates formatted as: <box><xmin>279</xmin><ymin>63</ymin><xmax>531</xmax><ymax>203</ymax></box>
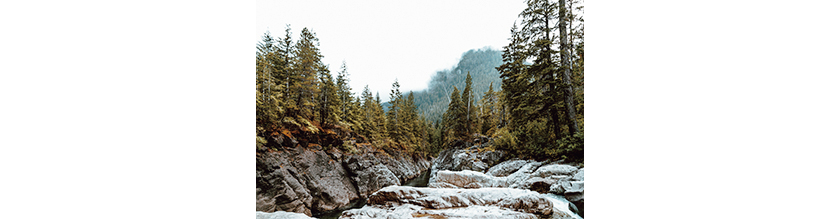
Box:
<box><xmin>256</xmin><ymin>0</ymin><xmax>527</xmax><ymax>99</ymax></box>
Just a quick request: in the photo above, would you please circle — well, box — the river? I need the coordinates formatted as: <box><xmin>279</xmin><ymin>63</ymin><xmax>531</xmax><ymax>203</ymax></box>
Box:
<box><xmin>315</xmin><ymin>169</ymin><xmax>432</xmax><ymax>219</ymax></box>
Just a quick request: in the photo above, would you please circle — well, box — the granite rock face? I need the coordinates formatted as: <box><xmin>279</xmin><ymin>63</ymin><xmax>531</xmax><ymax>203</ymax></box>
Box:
<box><xmin>256</xmin><ymin>144</ymin><xmax>431</xmax><ymax>217</ymax></box>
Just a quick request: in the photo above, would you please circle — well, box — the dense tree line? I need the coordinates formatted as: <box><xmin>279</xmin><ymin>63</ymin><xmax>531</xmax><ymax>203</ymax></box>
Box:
<box><xmin>494</xmin><ymin>0</ymin><xmax>584</xmax><ymax>161</ymax></box>
<box><xmin>256</xmin><ymin>26</ymin><xmax>437</xmax><ymax>156</ymax></box>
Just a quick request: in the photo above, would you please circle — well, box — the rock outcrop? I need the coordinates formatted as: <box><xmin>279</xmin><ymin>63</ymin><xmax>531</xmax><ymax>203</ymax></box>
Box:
<box><xmin>339</xmin><ymin>186</ymin><xmax>555</xmax><ymax>219</ymax></box>
<box><xmin>256</xmin><ymin>144</ymin><xmax>431</xmax><ymax>217</ymax></box>
<box><xmin>256</xmin><ymin>211</ymin><xmax>315</xmax><ymax>219</ymax></box>
<box><xmin>429</xmin><ymin>140</ymin><xmax>505</xmax><ymax>182</ymax></box>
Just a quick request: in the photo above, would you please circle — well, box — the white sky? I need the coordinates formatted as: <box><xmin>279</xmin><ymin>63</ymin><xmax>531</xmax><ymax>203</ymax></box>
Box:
<box><xmin>256</xmin><ymin>0</ymin><xmax>527</xmax><ymax>99</ymax></box>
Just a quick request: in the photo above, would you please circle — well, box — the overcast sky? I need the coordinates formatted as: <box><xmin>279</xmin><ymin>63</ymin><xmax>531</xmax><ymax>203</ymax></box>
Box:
<box><xmin>256</xmin><ymin>0</ymin><xmax>527</xmax><ymax>99</ymax></box>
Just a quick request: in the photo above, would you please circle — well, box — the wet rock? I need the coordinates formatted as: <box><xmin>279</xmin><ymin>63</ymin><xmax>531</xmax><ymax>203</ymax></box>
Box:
<box><xmin>256</xmin><ymin>210</ymin><xmax>315</xmax><ymax>219</ymax></box>
<box><xmin>541</xmin><ymin>194</ymin><xmax>583</xmax><ymax>219</ymax></box>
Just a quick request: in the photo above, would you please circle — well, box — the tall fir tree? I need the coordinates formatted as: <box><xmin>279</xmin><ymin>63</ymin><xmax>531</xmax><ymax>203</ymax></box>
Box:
<box><xmin>360</xmin><ymin>85</ymin><xmax>375</xmax><ymax>139</ymax></box>
<box><xmin>292</xmin><ymin>27</ymin><xmax>323</xmax><ymax>122</ymax></box>
<box><xmin>479</xmin><ymin>82</ymin><xmax>499</xmax><ymax>135</ymax></box>
<box><xmin>317</xmin><ymin>67</ymin><xmax>339</xmax><ymax>125</ymax></box>
<box><xmin>387</xmin><ymin>80</ymin><xmax>403</xmax><ymax>145</ymax></box>
<box><xmin>461</xmin><ymin>72</ymin><xmax>477</xmax><ymax>137</ymax></box>
<box><xmin>336</xmin><ymin>61</ymin><xmax>354</xmax><ymax>125</ymax></box>
<box><xmin>443</xmin><ymin>86</ymin><xmax>466</xmax><ymax>142</ymax></box>
<box><xmin>277</xmin><ymin>25</ymin><xmax>296</xmax><ymax>121</ymax></box>
<box><xmin>373</xmin><ymin>92</ymin><xmax>388</xmax><ymax>145</ymax></box>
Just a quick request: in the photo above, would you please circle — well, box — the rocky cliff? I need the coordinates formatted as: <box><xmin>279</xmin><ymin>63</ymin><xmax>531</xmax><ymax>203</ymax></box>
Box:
<box><xmin>256</xmin><ymin>144</ymin><xmax>431</xmax><ymax>217</ymax></box>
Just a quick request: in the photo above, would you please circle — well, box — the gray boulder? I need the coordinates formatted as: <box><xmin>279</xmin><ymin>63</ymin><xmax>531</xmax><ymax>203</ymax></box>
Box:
<box><xmin>429</xmin><ymin>141</ymin><xmax>505</xmax><ymax>181</ymax></box>
<box><xmin>573</xmin><ymin>168</ymin><xmax>584</xmax><ymax>181</ymax></box>
<box><xmin>351</xmin><ymin>164</ymin><xmax>400</xmax><ymax>197</ymax></box>
<box><xmin>534</xmin><ymin>164</ymin><xmax>579</xmax><ymax>177</ymax></box>
<box><xmin>486</xmin><ymin>159</ymin><xmax>530</xmax><ymax>177</ymax></box>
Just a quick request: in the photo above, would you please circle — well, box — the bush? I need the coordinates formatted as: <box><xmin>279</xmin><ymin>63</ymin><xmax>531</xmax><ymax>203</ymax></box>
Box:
<box><xmin>515</xmin><ymin>118</ymin><xmax>555</xmax><ymax>160</ymax></box>
<box><xmin>492</xmin><ymin>126</ymin><xmax>517</xmax><ymax>153</ymax></box>
<box><xmin>557</xmin><ymin>128</ymin><xmax>584</xmax><ymax>162</ymax></box>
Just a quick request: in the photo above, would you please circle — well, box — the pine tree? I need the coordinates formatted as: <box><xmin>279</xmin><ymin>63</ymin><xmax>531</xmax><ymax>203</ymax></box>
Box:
<box><xmin>372</xmin><ymin>92</ymin><xmax>388</xmax><ymax>146</ymax></box>
<box><xmin>443</xmin><ymin>86</ymin><xmax>466</xmax><ymax>142</ymax></box>
<box><xmin>479</xmin><ymin>82</ymin><xmax>499</xmax><ymax>135</ymax></box>
<box><xmin>461</xmin><ymin>72</ymin><xmax>477</xmax><ymax>137</ymax></box>
<box><xmin>317</xmin><ymin>67</ymin><xmax>339</xmax><ymax>125</ymax></box>
<box><xmin>360</xmin><ymin>85</ymin><xmax>375</xmax><ymax>139</ymax></box>
<box><xmin>336</xmin><ymin>61</ymin><xmax>354</xmax><ymax>125</ymax></box>
<box><xmin>292</xmin><ymin>28</ymin><xmax>323</xmax><ymax>123</ymax></box>
<box><xmin>387</xmin><ymin>80</ymin><xmax>403</xmax><ymax>145</ymax></box>
<box><xmin>400</xmin><ymin>91</ymin><xmax>420</xmax><ymax>147</ymax></box>
<box><xmin>277</xmin><ymin>25</ymin><xmax>295</xmax><ymax>122</ymax></box>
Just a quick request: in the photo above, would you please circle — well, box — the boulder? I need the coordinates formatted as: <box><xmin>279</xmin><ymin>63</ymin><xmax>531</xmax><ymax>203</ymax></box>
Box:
<box><xmin>486</xmin><ymin>159</ymin><xmax>530</xmax><ymax>177</ymax></box>
<box><xmin>573</xmin><ymin>168</ymin><xmax>584</xmax><ymax>181</ymax></box>
<box><xmin>541</xmin><ymin>194</ymin><xmax>583</xmax><ymax>219</ymax></box>
<box><xmin>256</xmin><ymin>211</ymin><xmax>315</xmax><ymax>219</ymax></box>
<box><xmin>429</xmin><ymin>141</ymin><xmax>505</xmax><ymax>180</ymax></box>
<box><xmin>351</xmin><ymin>164</ymin><xmax>400</xmax><ymax>197</ymax></box>
<box><xmin>534</xmin><ymin>164</ymin><xmax>579</xmax><ymax>177</ymax></box>
<box><xmin>429</xmin><ymin>170</ymin><xmax>507</xmax><ymax>189</ymax></box>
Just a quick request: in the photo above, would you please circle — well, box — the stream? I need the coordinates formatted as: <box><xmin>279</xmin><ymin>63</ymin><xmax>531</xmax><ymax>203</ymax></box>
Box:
<box><xmin>316</xmin><ymin>169</ymin><xmax>432</xmax><ymax>219</ymax></box>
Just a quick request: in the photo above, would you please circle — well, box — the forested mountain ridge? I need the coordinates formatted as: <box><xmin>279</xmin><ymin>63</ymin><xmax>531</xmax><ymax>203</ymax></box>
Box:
<box><xmin>411</xmin><ymin>48</ymin><xmax>503</xmax><ymax>123</ymax></box>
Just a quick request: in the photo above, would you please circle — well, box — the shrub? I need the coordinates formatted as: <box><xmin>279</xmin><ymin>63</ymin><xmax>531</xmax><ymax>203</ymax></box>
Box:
<box><xmin>492</xmin><ymin>126</ymin><xmax>517</xmax><ymax>153</ymax></box>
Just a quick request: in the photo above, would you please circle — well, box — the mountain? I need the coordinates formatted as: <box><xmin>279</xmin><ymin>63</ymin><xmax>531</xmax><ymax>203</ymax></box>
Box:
<box><xmin>411</xmin><ymin>47</ymin><xmax>503</xmax><ymax>122</ymax></box>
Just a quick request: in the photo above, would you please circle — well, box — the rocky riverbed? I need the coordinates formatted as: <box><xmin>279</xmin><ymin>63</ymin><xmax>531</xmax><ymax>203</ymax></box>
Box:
<box><xmin>257</xmin><ymin>140</ymin><xmax>584</xmax><ymax>219</ymax></box>
<box><xmin>337</xmin><ymin>140</ymin><xmax>584</xmax><ymax>219</ymax></box>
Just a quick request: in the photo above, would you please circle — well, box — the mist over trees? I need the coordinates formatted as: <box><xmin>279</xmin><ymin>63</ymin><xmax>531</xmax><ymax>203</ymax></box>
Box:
<box><xmin>412</xmin><ymin>48</ymin><xmax>503</xmax><ymax>123</ymax></box>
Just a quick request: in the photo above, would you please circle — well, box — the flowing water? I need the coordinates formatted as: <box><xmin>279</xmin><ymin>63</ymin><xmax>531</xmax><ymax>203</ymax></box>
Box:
<box><xmin>316</xmin><ymin>169</ymin><xmax>432</xmax><ymax>219</ymax></box>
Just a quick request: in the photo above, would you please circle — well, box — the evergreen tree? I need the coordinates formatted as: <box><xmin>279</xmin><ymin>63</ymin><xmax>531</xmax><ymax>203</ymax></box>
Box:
<box><xmin>373</xmin><ymin>92</ymin><xmax>388</xmax><ymax>145</ymax></box>
<box><xmin>479</xmin><ymin>82</ymin><xmax>499</xmax><ymax>135</ymax></box>
<box><xmin>461</xmin><ymin>72</ymin><xmax>477</xmax><ymax>137</ymax></box>
<box><xmin>387</xmin><ymin>80</ymin><xmax>403</xmax><ymax>145</ymax></box>
<box><xmin>400</xmin><ymin>91</ymin><xmax>420</xmax><ymax>147</ymax></box>
<box><xmin>558</xmin><ymin>0</ymin><xmax>579</xmax><ymax>135</ymax></box>
<box><xmin>348</xmin><ymin>96</ymin><xmax>364</xmax><ymax>135</ymax></box>
<box><xmin>443</xmin><ymin>86</ymin><xmax>466</xmax><ymax>142</ymax></box>
<box><xmin>360</xmin><ymin>85</ymin><xmax>375</xmax><ymax>139</ymax></box>
<box><xmin>336</xmin><ymin>61</ymin><xmax>354</xmax><ymax>125</ymax></box>
<box><xmin>292</xmin><ymin>28</ymin><xmax>323</xmax><ymax>122</ymax></box>
<box><xmin>277</xmin><ymin>25</ymin><xmax>295</xmax><ymax>122</ymax></box>
<box><xmin>317</xmin><ymin>67</ymin><xmax>339</xmax><ymax>125</ymax></box>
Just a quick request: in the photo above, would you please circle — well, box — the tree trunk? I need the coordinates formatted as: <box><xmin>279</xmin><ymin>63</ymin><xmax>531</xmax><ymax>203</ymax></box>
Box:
<box><xmin>559</xmin><ymin>0</ymin><xmax>580</xmax><ymax>134</ymax></box>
